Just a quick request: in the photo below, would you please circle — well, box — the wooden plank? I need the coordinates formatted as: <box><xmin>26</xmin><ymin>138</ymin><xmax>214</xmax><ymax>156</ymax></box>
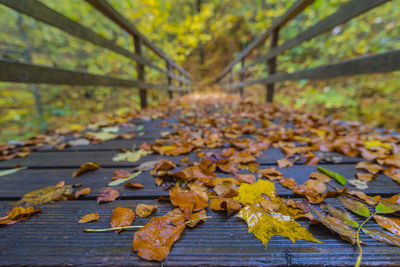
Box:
<box><xmin>0</xmin><ymin>0</ymin><xmax>172</xmax><ymax>75</ymax></box>
<box><xmin>0</xmin><ymin>200</ymin><xmax>399</xmax><ymax>266</ymax></box>
<box><xmin>0</xmin><ymin>147</ymin><xmax>362</xmax><ymax>169</ymax></box>
<box><xmin>235</xmin><ymin>0</ymin><xmax>390</xmax><ymax>77</ymax></box>
<box><xmin>214</xmin><ymin>0</ymin><xmax>315</xmax><ymax>82</ymax></box>
<box><xmin>85</xmin><ymin>0</ymin><xmax>191</xmax><ymax>80</ymax></box>
<box><xmin>0</xmin><ymin>59</ymin><xmax>188</xmax><ymax>91</ymax></box>
<box><xmin>0</xmin><ymin>164</ymin><xmax>397</xmax><ymax>199</ymax></box>
<box><xmin>227</xmin><ymin>50</ymin><xmax>400</xmax><ymax>89</ymax></box>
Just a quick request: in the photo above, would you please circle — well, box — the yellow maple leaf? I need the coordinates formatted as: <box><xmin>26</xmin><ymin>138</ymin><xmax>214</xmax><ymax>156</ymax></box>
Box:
<box><xmin>234</xmin><ymin>179</ymin><xmax>276</xmax><ymax>204</ymax></box>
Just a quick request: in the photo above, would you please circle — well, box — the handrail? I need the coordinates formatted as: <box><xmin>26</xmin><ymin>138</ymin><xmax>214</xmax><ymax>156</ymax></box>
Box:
<box><xmin>216</xmin><ymin>0</ymin><xmax>395</xmax><ymax>103</ymax></box>
<box><xmin>0</xmin><ymin>0</ymin><xmax>191</xmax><ymax>108</ymax></box>
<box><xmin>0</xmin><ymin>59</ymin><xmax>187</xmax><ymax>91</ymax></box>
<box><xmin>85</xmin><ymin>0</ymin><xmax>191</xmax><ymax>80</ymax></box>
<box><xmin>214</xmin><ymin>0</ymin><xmax>315</xmax><ymax>83</ymax></box>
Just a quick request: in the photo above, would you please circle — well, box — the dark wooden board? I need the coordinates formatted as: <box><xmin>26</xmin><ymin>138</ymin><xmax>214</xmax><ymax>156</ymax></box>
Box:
<box><xmin>1</xmin><ymin>164</ymin><xmax>398</xmax><ymax>200</ymax></box>
<box><xmin>0</xmin><ymin>147</ymin><xmax>362</xmax><ymax>168</ymax></box>
<box><xmin>0</xmin><ymin>199</ymin><xmax>399</xmax><ymax>266</ymax></box>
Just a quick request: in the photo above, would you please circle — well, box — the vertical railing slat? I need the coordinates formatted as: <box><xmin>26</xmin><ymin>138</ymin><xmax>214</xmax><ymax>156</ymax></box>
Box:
<box><xmin>133</xmin><ymin>36</ymin><xmax>147</xmax><ymax>108</ymax></box>
<box><xmin>266</xmin><ymin>28</ymin><xmax>279</xmax><ymax>102</ymax></box>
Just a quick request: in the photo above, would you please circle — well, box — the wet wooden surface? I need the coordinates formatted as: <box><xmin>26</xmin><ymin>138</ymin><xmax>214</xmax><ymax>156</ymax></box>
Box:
<box><xmin>0</xmin><ymin>115</ymin><xmax>399</xmax><ymax>266</ymax></box>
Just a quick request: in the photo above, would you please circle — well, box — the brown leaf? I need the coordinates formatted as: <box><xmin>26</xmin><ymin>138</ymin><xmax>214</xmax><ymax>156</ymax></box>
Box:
<box><xmin>347</xmin><ymin>190</ymin><xmax>381</xmax><ymax>205</ymax></box>
<box><xmin>276</xmin><ymin>158</ymin><xmax>293</xmax><ymax>168</ymax></box>
<box><xmin>75</xmin><ymin>187</ymin><xmax>91</xmax><ymax>199</ymax></box>
<box><xmin>355</xmin><ymin>173</ymin><xmax>374</xmax><ymax>182</ymax></box>
<box><xmin>187</xmin><ymin>209</ymin><xmax>207</xmax><ymax>227</ymax></box>
<box><xmin>10</xmin><ymin>181</ymin><xmax>73</xmax><ymax>206</ymax></box>
<box><xmin>136</xmin><ymin>204</ymin><xmax>157</xmax><ymax>218</ymax></box>
<box><xmin>125</xmin><ymin>182</ymin><xmax>144</xmax><ymax>189</ymax></box>
<box><xmin>97</xmin><ymin>188</ymin><xmax>119</xmax><ymax>204</ymax></box>
<box><xmin>279</xmin><ymin>177</ymin><xmax>297</xmax><ymax>189</ymax></box>
<box><xmin>72</xmin><ymin>162</ymin><xmax>100</xmax><ymax>177</ymax></box>
<box><xmin>132</xmin><ymin>208</ymin><xmax>186</xmax><ymax>261</ymax></box>
<box><xmin>374</xmin><ymin>215</ymin><xmax>400</xmax><ymax>237</ymax></box>
<box><xmin>383</xmin><ymin>168</ymin><xmax>400</xmax><ymax>184</ymax></box>
<box><xmin>378</xmin><ymin>152</ymin><xmax>400</xmax><ymax>168</ymax></box>
<box><xmin>320</xmin><ymin>204</ymin><xmax>359</xmax><ymax>228</ymax></box>
<box><xmin>78</xmin><ymin>212</ymin><xmax>99</xmax><ymax>223</ymax></box>
<box><xmin>312</xmin><ymin>208</ymin><xmax>358</xmax><ymax>244</ymax></box>
<box><xmin>111</xmin><ymin>169</ymin><xmax>130</xmax><ymax>180</ymax></box>
<box><xmin>213</xmin><ymin>180</ymin><xmax>238</xmax><ymax>198</ymax></box>
<box><xmin>356</xmin><ymin>161</ymin><xmax>383</xmax><ymax>175</ymax></box>
<box><xmin>258</xmin><ymin>167</ymin><xmax>282</xmax><ymax>180</ymax></box>
<box><xmin>210</xmin><ymin>197</ymin><xmax>242</xmax><ymax>217</ymax></box>
<box><xmin>110</xmin><ymin>207</ymin><xmax>135</xmax><ymax>233</ymax></box>
<box><xmin>338</xmin><ymin>195</ymin><xmax>370</xmax><ymax>217</ymax></box>
<box><xmin>0</xmin><ymin>206</ymin><xmax>41</xmax><ymax>225</ymax></box>
<box><xmin>362</xmin><ymin>228</ymin><xmax>400</xmax><ymax>247</ymax></box>
<box><xmin>232</xmin><ymin>151</ymin><xmax>256</xmax><ymax>164</ymax></box>
<box><xmin>309</xmin><ymin>172</ymin><xmax>331</xmax><ymax>183</ymax></box>
<box><xmin>169</xmin><ymin>183</ymin><xmax>208</xmax><ymax>220</ymax></box>
<box><xmin>150</xmin><ymin>159</ymin><xmax>176</xmax><ymax>175</ymax></box>
<box><xmin>304</xmin><ymin>179</ymin><xmax>326</xmax><ymax>194</ymax></box>
<box><xmin>237</xmin><ymin>174</ymin><xmax>256</xmax><ymax>184</ymax></box>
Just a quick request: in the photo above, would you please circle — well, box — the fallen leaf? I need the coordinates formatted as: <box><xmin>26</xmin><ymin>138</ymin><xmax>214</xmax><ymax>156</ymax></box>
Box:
<box><xmin>136</xmin><ymin>204</ymin><xmax>157</xmax><ymax>217</ymax></box>
<box><xmin>238</xmin><ymin>205</ymin><xmax>320</xmax><ymax>246</ymax></box>
<box><xmin>276</xmin><ymin>158</ymin><xmax>293</xmax><ymax>168</ymax></box>
<box><xmin>108</xmin><ymin>171</ymin><xmax>142</xmax><ymax>186</ymax></box>
<box><xmin>113</xmin><ymin>149</ymin><xmax>150</xmax><ymax>162</ymax></box>
<box><xmin>377</xmin><ymin>152</ymin><xmax>400</xmax><ymax>168</ymax></box>
<box><xmin>383</xmin><ymin>168</ymin><xmax>400</xmax><ymax>184</ymax></box>
<box><xmin>213</xmin><ymin>180</ymin><xmax>238</xmax><ymax>198</ymax></box>
<box><xmin>235</xmin><ymin>179</ymin><xmax>277</xmax><ymax>205</ymax></box>
<box><xmin>309</xmin><ymin>172</ymin><xmax>331</xmax><ymax>183</ymax></box>
<box><xmin>304</xmin><ymin>179</ymin><xmax>326</xmax><ymax>194</ymax></box>
<box><xmin>132</xmin><ymin>208</ymin><xmax>186</xmax><ymax>261</ymax></box>
<box><xmin>75</xmin><ymin>187</ymin><xmax>91</xmax><ymax>199</ymax></box>
<box><xmin>338</xmin><ymin>195</ymin><xmax>370</xmax><ymax>217</ymax></box>
<box><xmin>150</xmin><ymin>159</ymin><xmax>176</xmax><ymax>175</ymax></box>
<box><xmin>0</xmin><ymin>166</ymin><xmax>27</xmax><ymax>177</ymax></box>
<box><xmin>320</xmin><ymin>204</ymin><xmax>359</xmax><ymax>228</ymax></box>
<box><xmin>0</xmin><ymin>206</ymin><xmax>41</xmax><ymax>225</ymax></box>
<box><xmin>187</xmin><ymin>209</ymin><xmax>207</xmax><ymax>227</ymax></box>
<box><xmin>84</xmin><ymin>131</ymin><xmax>118</xmax><ymax>141</ymax></box>
<box><xmin>125</xmin><ymin>182</ymin><xmax>144</xmax><ymax>189</ymax></box>
<box><xmin>97</xmin><ymin>188</ymin><xmax>119</xmax><ymax>204</ymax></box>
<box><xmin>237</xmin><ymin>174</ymin><xmax>256</xmax><ymax>184</ymax></box>
<box><xmin>133</xmin><ymin>160</ymin><xmax>161</xmax><ymax>171</ymax></box>
<box><xmin>355</xmin><ymin>173</ymin><xmax>374</xmax><ymax>182</ymax></box>
<box><xmin>111</xmin><ymin>207</ymin><xmax>135</xmax><ymax>233</ymax></box>
<box><xmin>10</xmin><ymin>181</ymin><xmax>73</xmax><ymax>206</ymax></box>
<box><xmin>317</xmin><ymin>166</ymin><xmax>347</xmax><ymax>185</ymax></box>
<box><xmin>169</xmin><ymin>183</ymin><xmax>209</xmax><ymax>219</ymax></box>
<box><xmin>279</xmin><ymin>177</ymin><xmax>297</xmax><ymax>189</ymax></box>
<box><xmin>375</xmin><ymin>194</ymin><xmax>400</xmax><ymax>214</ymax></box>
<box><xmin>312</xmin><ymin>207</ymin><xmax>358</xmax><ymax>244</ymax></box>
<box><xmin>72</xmin><ymin>162</ymin><xmax>100</xmax><ymax>177</ymax></box>
<box><xmin>348</xmin><ymin>179</ymin><xmax>368</xmax><ymax>190</ymax></box>
<box><xmin>356</xmin><ymin>161</ymin><xmax>383</xmax><ymax>175</ymax></box>
<box><xmin>258</xmin><ymin>167</ymin><xmax>282</xmax><ymax>180</ymax></box>
<box><xmin>362</xmin><ymin>228</ymin><xmax>400</xmax><ymax>247</ymax></box>
<box><xmin>347</xmin><ymin>190</ymin><xmax>381</xmax><ymax>205</ymax></box>
<box><xmin>210</xmin><ymin>197</ymin><xmax>242</xmax><ymax>217</ymax></box>
<box><xmin>111</xmin><ymin>169</ymin><xmax>131</xmax><ymax>180</ymax></box>
<box><xmin>78</xmin><ymin>212</ymin><xmax>99</xmax><ymax>223</ymax></box>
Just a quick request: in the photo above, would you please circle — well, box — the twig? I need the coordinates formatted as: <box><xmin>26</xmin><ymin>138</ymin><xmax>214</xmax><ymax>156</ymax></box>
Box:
<box><xmin>355</xmin><ymin>212</ymin><xmax>375</xmax><ymax>267</ymax></box>
<box><xmin>84</xmin><ymin>216</ymin><xmax>212</xmax><ymax>232</ymax></box>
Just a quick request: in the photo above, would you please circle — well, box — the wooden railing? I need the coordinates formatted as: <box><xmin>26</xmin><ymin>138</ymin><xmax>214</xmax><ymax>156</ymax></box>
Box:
<box><xmin>0</xmin><ymin>0</ymin><xmax>191</xmax><ymax>108</ymax></box>
<box><xmin>215</xmin><ymin>0</ymin><xmax>399</xmax><ymax>102</ymax></box>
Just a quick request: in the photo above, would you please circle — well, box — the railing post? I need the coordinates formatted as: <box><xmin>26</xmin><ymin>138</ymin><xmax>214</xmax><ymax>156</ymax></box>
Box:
<box><xmin>239</xmin><ymin>58</ymin><xmax>245</xmax><ymax>97</ymax></box>
<box><xmin>133</xmin><ymin>35</ymin><xmax>147</xmax><ymax>108</ymax></box>
<box><xmin>266</xmin><ymin>28</ymin><xmax>279</xmax><ymax>102</ymax></box>
<box><xmin>229</xmin><ymin>71</ymin><xmax>233</xmax><ymax>93</ymax></box>
<box><xmin>166</xmin><ymin>61</ymin><xmax>173</xmax><ymax>99</ymax></box>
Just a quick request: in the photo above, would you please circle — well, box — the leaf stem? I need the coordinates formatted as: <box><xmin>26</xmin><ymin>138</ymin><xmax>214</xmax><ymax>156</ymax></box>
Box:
<box><xmin>355</xmin><ymin>212</ymin><xmax>375</xmax><ymax>267</ymax></box>
<box><xmin>84</xmin><ymin>216</ymin><xmax>212</xmax><ymax>232</ymax></box>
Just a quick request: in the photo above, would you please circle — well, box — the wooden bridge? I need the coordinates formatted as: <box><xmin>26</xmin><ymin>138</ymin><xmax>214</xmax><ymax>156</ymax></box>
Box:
<box><xmin>0</xmin><ymin>0</ymin><xmax>400</xmax><ymax>266</ymax></box>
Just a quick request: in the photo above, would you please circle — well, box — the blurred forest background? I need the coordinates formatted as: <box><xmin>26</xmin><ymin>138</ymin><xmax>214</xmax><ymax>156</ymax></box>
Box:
<box><xmin>0</xmin><ymin>0</ymin><xmax>399</xmax><ymax>143</ymax></box>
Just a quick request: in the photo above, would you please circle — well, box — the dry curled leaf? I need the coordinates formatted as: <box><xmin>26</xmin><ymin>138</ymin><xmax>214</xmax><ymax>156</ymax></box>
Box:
<box><xmin>10</xmin><ymin>181</ymin><xmax>73</xmax><ymax>206</ymax></box>
<box><xmin>111</xmin><ymin>207</ymin><xmax>135</xmax><ymax>233</ymax></box>
<box><xmin>356</xmin><ymin>161</ymin><xmax>383</xmax><ymax>175</ymax></box>
<box><xmin>78</xmin><ymin>212</ymin><xmax>99</xmax><ymax>223</ymax></box>
<box><xmin>97</xmin><ymin>188</ymin><xmax>119</xmax><ymax>204</ymax></box>
<box><xmin>169</xmin><ymin>183</ymin><xmax>208</xmax><ymax>220</ymax></box>
<box><xmin>125</xmin><ymin>182</ymin><xmax>144</xmax><ymax>189</ymax></box>
<box><xmin>276</xmin><ymin>158</ymin><xmax>293</xmax><ymax>168</ymax></box>
<box><xmin>75</xmin><ymin>187</ymin><xmax>91</xmax><ymax>199</ymax></box>
<box><xmin>132</xmin><ymin>208</ymin><xmax>186</xmax><ymax>261</ymax></box>
<box><xmin>210</xmin><ymin>197</ymin><xmax>242</xmax><ymax>217</ymax></box>
<box><xmin>238</xmin><ymin>205</ymin><xmax>320</xmax><ymax>247</ymax></box>
<box><xmin>136</xmin><ymin>204</ymin><xmax>157</xmax><ymax>217</ymax></box>
<box><xmin>0</xmin><ymin>206</ymin><xmax>41</xmax><ymax>225</ymax></box>
<box><xmin>72</xmin><ymin>162</ymin><xmax>100</xmax><ymax>177</ymax></box>
<box><xmin>150</xmin><ymin>159</ymin><xmax>176</xmax><ymax>175</ymax></box>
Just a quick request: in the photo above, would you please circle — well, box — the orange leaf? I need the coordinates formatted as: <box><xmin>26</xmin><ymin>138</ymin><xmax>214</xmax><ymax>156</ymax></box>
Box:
<box><xmin>0</xmin><ymin>206</ymin><xmax>41</xmax><ymax>225</ymax></box>
<box><xmin>78</xmin><ymin>212</ymin><xmax>99</xmax><ymax>223</ymax></box>
<box><xmin>374</xmin><ymin>215</ymin><xmax>400</xmax><ymax>237</ymax></box>
<box><xmin>75</xmin><ymin>187</ymin><xmax>91</xmax><ymax>199</ymax></box>
<box><xmin>72</xmin><ymin>162</ymin><xmax>100</xmax><ymax>177</ymax></box>
<box><xmin>169</xmin><ymin>183</ymin><xmax>208</xmax><ymax>220</ymax></box>
<box><xmin>97</xmin><ymin>188</ymin><xmax>119</xmax><ymax>204</ymax></box>
<box><xmin>110</xmin><ymin>207</ymin><xmax>135</xmax><ymax>233</ymax></box>
<box><xmin>136</xmin><ymin>204</ymin><xmax>157</xmax><ymax>217</ymax></box>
